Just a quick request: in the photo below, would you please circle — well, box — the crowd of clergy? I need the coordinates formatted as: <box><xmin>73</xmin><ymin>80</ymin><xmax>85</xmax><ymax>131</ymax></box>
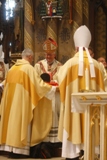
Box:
<box><xmin>0</xmin><ymin>25</ymin><xmax>107</xmax><ymax>160</ymax></box>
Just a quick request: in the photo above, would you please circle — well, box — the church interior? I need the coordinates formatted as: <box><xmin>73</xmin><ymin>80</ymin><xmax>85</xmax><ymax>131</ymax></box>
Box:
<box><xmin>0</xmin><ymin>0</ymin><xmax>107</xmax><ymax>66</ymax></box>
<box><xmin>0</xmin><ymin>0</ymin><xmax>107</xmax><ymax>160</ymax></box>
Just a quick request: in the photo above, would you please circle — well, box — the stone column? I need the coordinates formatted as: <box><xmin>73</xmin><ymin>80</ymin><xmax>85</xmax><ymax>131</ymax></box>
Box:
<box><xmin>46</xmin><ymin>19</ymin><xmax>58</xmax><ymax>57</ymax></box>
<box><xmin>24</xmin><ymin>0</ymin><xmax>34</xmax><ymax>51</ymax></box>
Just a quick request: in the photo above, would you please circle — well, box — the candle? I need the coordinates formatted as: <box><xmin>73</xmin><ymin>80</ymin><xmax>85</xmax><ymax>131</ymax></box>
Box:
<box><xmin>85</xmin><ymin>68</ymin><xmax>89</xmax><ymax>90</ymax></box>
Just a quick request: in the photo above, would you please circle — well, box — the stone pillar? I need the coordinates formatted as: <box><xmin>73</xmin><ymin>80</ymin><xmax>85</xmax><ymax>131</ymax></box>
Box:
<box><xmin>24</xmin><ymin>0</ymin><xmax>34</xmax><ymax>51</ymax></box>
<box><xmin>47</xmin><ymin>19</ymin><xmax>57</xmax><ymax>42</ymax></box>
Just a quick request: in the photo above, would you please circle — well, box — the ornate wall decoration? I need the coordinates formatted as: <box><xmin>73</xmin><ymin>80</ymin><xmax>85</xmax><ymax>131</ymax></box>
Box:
<box><xmin>94</xmin><ymin>3</ymin><xmax>107</xmax><ymax>59</ymax></box>
<box><xmin>59</xmin><ymin>27</ymin><xmax>70</xmax><ymax>43</ymax></box>
<box><xmin>36</xmin><ymin>28</ymin><xmax>47</xmax><ymax>43</ymax></box>
<box><xmin>30</xmin><ymin>0</ymin><xmax>90</xmax><ymax>64</ymax></box>
<box><xmin>39</xmin><ymin>0</ymin><xmax>63</xmax><ymax>17</ymax></box>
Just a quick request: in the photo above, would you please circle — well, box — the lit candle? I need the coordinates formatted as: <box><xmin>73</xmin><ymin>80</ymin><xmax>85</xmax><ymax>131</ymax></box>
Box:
<box><xmin>85</xmin><ymin>68</ymin><xmax>89</xmax><ymax>90</ymax></box>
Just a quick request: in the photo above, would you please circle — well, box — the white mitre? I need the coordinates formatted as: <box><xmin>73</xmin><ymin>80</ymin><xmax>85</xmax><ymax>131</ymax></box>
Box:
<box><xmin>73</xmin><ymin>25</ymin><xmax>95</xmax><ymax>77</ymax></box>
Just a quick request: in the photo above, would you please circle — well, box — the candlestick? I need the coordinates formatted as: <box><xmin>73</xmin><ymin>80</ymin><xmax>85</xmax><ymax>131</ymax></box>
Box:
<box><xmin>85</xmin><ymin>68</ymin><xmax>89</xmax><ymax>90</ymax></box>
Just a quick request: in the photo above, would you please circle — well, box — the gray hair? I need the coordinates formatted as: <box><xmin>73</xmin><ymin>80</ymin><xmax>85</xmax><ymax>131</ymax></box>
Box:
<box><xmin>22</xmin><ymin>48</ymin><xmax>33</xmax><ymax>58</ymax></box>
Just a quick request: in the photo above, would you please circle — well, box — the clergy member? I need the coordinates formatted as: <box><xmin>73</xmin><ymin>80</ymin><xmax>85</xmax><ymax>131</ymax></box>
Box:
<box><xmin>57</xmin><ymin>25</ymin><xmax>105</xmax><ymax>160</ymax></box>
<box><xmin>33</xmin><ymin>38</ymin><xmax>62</xmax><ymax>158</ymax></box>
<box><xmin>0</xmin><ymin>48</ymin><xmax>57</xmax><ymax>158</ymax></box>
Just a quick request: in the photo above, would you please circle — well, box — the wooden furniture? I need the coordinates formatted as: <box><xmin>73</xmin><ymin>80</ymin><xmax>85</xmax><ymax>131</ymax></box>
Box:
<box><xmin>9</xmin><ymin>53</ymin><xmax>21</xmax><ymax>68</ymax></box>
<box><xmin>71</xmin><ymin>92</ymin><xmax>107</xmax><ymax>160</ymax></box>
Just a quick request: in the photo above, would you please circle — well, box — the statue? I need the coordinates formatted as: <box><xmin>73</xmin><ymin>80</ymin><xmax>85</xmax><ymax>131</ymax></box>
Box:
<box><xmin>14</xmin><ymin>34</ymin><xmax>21</xmax><ymax>52</ymax></box>
<box><xmin>45</xmin><ymin>0</ymin><xmax>52</xmax><ymax>16</ymax></box>
<box><xmin>40</xmin><ymin>0</ymin><xmax>63</xmax><ymax>17</ymax></box>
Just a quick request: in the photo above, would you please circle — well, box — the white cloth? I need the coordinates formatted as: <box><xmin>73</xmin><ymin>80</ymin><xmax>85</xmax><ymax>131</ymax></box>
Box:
<box><xmin>62</xmin><ymin>129</ymin><xmax>82</xmax><ymax>158</ymax></box>
<box><xmin>0</xmin><ymin>125</ymin><xmax>31</xmax><ymax>155</ymax></box>
<box><xmin>44</xmin><ymin>91</ymin><xmax>60</xmax><ymax>142</ymax></box>
<box><xmin>34</xmin><ymin>59</ymin><xmax>61</xmax><ymax>143</ymax></box>
<box><xmin>78</xmin><ymin>47</ymin><xmax>95</xmax><ymax>77</ymax></box>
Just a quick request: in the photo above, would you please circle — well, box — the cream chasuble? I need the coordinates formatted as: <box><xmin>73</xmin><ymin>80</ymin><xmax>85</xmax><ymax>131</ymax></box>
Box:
<box><xmin>34</xmin><ymin>59</ymin><xmax>62</xmax><ymax>143</ymax></box>
<box><xmin>0</xmin><ymin>59</ymin><xmax>53</xmax><ymax>154</ymax></box>
<box><xmin>57</xmin><ymin>52</ymin><xmax>105</xmax><ymax>158</ymax></box>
